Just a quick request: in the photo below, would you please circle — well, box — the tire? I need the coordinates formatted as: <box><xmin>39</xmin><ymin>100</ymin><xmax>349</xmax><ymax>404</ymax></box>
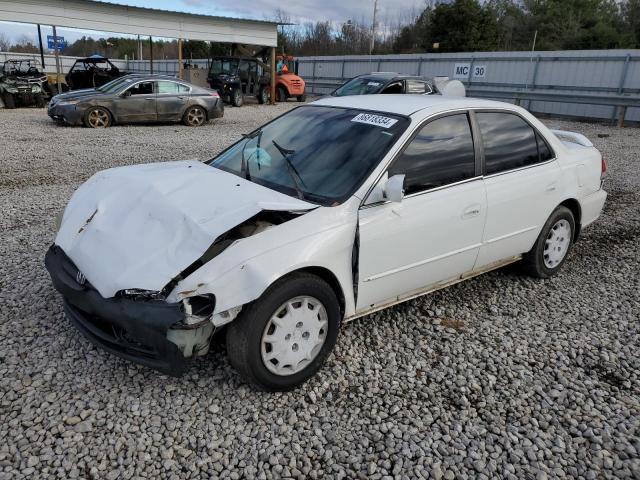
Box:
<box><xmin>522</xmin><ymin>206</ymin><xmax>575</xmax><ymax>278</ymax></box>
<box><xmin>257</xmin><ymin>87</ymin><xmax>269</xmax><ymax>105</ymax></box>
<box><xmin>2</xmin><ymin>92</ymin><xmax>15</xmax><ymax>109</ymax></box>
<box><xmin>231</xmin><ymin>88</ymin><xmax>244</xmax><ymax>107</ymax></box>
<box><xmin>276</xmin><ymin>86</ymin><xmax>287</xmax><ymax>103</ymax></box>
<box><xmin>83</xmin><ymin>106</ymin><xmax>112</xmax><ymax>128</ymax></box>
<box><xmin>297</xmin><ymin>94</ymin><xmax>306</xmax><ymax>102</ymax></box>
<box><xmin>35</xmin><ymin>93</ymin><xmax>45</xmax><ymax>108</ymax></box>
<box><xmin>226</xmin><ymin>272</ymin><xmax>341</xmax><ymax>391</ymax></box>
<box><xmin>182</xmin><ymin>105</ymin><xmax>207</xmax><ymax>127</ymax></box>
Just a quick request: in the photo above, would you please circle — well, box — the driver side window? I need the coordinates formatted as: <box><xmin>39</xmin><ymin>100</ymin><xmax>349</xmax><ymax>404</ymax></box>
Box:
<box><xmin>388</xmin><ymin>113</ymin><xmax>476</xmax><ymax>195</ymax></box>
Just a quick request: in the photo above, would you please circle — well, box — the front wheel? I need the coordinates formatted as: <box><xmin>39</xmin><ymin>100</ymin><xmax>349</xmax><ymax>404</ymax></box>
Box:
<box><xmin>2</xmin><ymin>92</ymin><xmax>16</xmax><ymax>109</ymax></box>
<box><xmin>231</xmin><ymin>88</ymin><xmax>244</xmax><ymax>107</ymax></box>
<box><xmin>35</xmin><ymin>93</ymin><xmax>45</xmax><ymax>108</ymax></box>
<box><xmin>297</xmin><ymin>94</ymin><xmax>306</xmax><ymax>102</ymax></box>
<box><xmin>257</xmin><ymin>87</ymin><xmax>269</xmax><ymax>105</ymax></box>
<box><xmin>83</xmin><ymin>106</ymin><xmax>112</xmax><ymax>128</ymax></box>
<box><xmin>276</xmin><ymin>86</ymin><xmax>287</xmax><ymax>103</ymax></box>
<box><xmin>522</xmin><ymin>206</ymin><xmax>575</xmax><ymax>278</ymax></box>
<box><xmin>226</xmin><ymin>272</ymin><xmax>341</xmax><ymax>391</ymax></box>
<box><xmin>182</xmin><ymin>105</ymin><xmax>207</xmax><ymax>127</ymax></box>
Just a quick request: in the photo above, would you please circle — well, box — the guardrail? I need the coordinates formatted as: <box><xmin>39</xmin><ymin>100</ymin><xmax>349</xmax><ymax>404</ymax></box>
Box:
<box><xmin>303</xmin><ymin>78</ymin><xmax>640</xmax><ymax>127</ymax></box>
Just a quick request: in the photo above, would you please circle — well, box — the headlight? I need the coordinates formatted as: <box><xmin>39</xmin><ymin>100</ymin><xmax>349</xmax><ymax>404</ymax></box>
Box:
<box><xmin>57</xmin><ymin>99</ymin><xmax>80</xmax><ymax>106</ymax></box>
<box><xmin>119</xmin><ymin>289</ymin><xmax>163</xmax><ymax>300</ymax></box>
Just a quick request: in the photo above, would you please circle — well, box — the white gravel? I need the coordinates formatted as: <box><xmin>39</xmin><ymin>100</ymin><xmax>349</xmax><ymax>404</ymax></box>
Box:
<box><xmin>0</xmin><ymin>105</ymin><xmax>638</xmax><ymax>480</ymax></box>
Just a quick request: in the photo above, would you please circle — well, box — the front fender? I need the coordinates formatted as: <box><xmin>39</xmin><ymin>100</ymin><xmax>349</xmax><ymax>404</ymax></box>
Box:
<box><xmin>167</xmin><ymin>200</ymin><xmax>359</xmax><ymax>318</ymax></box>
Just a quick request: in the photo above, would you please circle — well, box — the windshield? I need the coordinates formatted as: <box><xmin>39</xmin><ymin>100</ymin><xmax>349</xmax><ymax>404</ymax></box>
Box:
<box><xmin>208</xmin><ymin>106</ymin><xmax>409</xmax><ymax>205</ymax></box>
<box><xmin>210</xmin><ymin>59</ymin><xmax>239</xmax><ymax>76</ymax></box>
<box><xmin>333</xmin><ymin>77</ymin><xmax>389</xmax><ymax>97</ymax></box>
<box><xmin>97</xmin><ymin>76</ymin><xmax>134</xmax><ymax>93</ymax></box>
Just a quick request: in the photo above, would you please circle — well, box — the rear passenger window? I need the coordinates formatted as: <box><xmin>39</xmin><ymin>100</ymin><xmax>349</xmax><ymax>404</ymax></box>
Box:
<box><xmin>389</xmin><ymin>113</ymin><xmax>476</xmax><ymax>195</ymax></box>
<box><xmin>476</xmin><ymin>112</ymin><xmax>547</xmax><ymax>175</ymax></box>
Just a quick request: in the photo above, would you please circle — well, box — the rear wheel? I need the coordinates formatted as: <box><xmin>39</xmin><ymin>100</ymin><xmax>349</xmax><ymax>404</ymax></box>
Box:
<box><xmin>522</xmin><ymin>206</ymin><xmax>575</xmax><ymax>278</ymax></box>
<box><xmin>226</xmin><ymin>272</ymin><xmax>341</xmax><ymax>391</ymax></box>
<box><xmin>297</xmin><ymin>94</ymin><xmax>306</xmax><ymax>102</ymax></box>
<box><xmin>257</xmin><ymin>87</ymin><xmax>269</xmax><ymax>105</ymax></box>
<box><xmin>2</xmin><ymin>92</ymin><xmax>16</xmax><ymax>109</ymax></box>
<box><xmin>182</xmin><ymin>106</ymin><xmax>207</xmax><ymax>127</ymax></box>
<box><xmin>276</xmin><ymin>86</ymin><xmax>287</xmax><ymax>103</ymax></box>
<box><xmin>231</xmin><ymin>88</ymin><xmax>244</xmax><ymax>107</ymax></box>
<box><xmin>83</xmin><ymin>106</ymin><xmax>111</xmax><ymax>128</ymax></box>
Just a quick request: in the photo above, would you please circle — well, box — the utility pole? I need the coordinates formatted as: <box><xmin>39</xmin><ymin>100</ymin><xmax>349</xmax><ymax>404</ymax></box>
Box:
<box><xmin>370</xmin><ymin>0</ymin><xmax>378</xmax><ymax>55</ymax></box>
<box><xmin>52</xmin><ymin>25</ymin><xmax>61</xmax><ymax>94</ymax></box>
<box><xmin>36</xmin><ymin>24</ymin><xmax>45</xmax><ymax>69</ymax></box>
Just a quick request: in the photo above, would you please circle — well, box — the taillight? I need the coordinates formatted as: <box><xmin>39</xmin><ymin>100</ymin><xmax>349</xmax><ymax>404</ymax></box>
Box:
<box><xmin>601</xmin><ymin>157</ymin><xmax>607</xmax><ymax>178</ymax></box>
<box><xmin>210</xmin><ymin>90</ymin><xmax>219</xmax><ymax>97</ymax></box>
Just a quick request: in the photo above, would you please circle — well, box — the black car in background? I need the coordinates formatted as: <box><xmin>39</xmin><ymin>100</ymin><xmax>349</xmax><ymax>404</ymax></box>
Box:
<box><xmin>66</xmin><ymin>55</ymin><xmax>127</xmax><ymax>90</ymax></box>
<box><xmin>207</xmin><ymin>56</ymin><xmax>270</xmax><ymax>107</ymax></box>
<box><xmin>48</xmin><ymin>74</ymin><xmax>224</xmax><ymax>128</ymax></box>
<box><xmin>331</xmin><ymin>73</ymin><xmax>466</xmax><ymax>98</ymax></box>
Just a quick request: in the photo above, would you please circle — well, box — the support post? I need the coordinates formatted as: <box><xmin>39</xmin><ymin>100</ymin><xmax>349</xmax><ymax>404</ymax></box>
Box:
<box><xmin>178</xmin><ymin>38</ymin><xmax>183</xmax><ymax>79</ymax></box>
<box><xmin>618</xmin><ymin>106</ymin><xmax>627</xmax><ymax>128</ymax></box>
<box><xmin>52</xmin><ymin>25</ymin><xmax>61</xmax><ymax>94</ymax></box>
<box><xmin>270</xmin><ymin>47</ymin><xmax>276</xmax><ymax>105</ymax></box>
<box><xmin>613</xmin><ymin>54</ymin><xmax>631</xmax><ymax>124</ymax></box>
<box><xmin>37</xmin><ymin>24</ymin><xmax>45</xmax><ymax>69</ymax></box>
<box><xmin>149</xmin><ymin>36</ymin><xmax>153</xmax><ymax>74</ymax></box>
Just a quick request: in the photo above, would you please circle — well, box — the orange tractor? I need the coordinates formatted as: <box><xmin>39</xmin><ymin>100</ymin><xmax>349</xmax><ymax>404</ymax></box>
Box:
<box><xmin>274</xmin><ymin>55</ymin><xmax>306</xmax><ymax>103</ymax></box>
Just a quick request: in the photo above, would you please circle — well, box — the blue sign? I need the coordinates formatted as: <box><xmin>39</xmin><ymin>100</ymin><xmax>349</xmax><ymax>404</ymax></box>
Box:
<box><xmin>47</xmin><ymin>35</ymin><xmax>65</xmax><ymax>51</ymax></box>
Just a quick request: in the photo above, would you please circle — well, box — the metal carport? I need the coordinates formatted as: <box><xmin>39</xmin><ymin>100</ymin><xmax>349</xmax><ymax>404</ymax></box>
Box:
<box><xmin>0</xmin><ymin>0</ymin><xmax>279</xmax><ymax>102</ymax></box>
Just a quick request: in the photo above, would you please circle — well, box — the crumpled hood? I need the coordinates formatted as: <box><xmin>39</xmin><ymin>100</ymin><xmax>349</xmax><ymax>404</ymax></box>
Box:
<box><xmin>55</xmin><ymin>160</ymin><xmax>314</xmax><ymax>299</ymax></box>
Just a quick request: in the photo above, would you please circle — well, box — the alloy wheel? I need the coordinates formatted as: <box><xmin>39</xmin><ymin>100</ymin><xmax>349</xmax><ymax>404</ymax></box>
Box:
<box><xmin>87</xmin><ymin>109</ymin><xmax>109</xmax><ymax>128</ymax></box>
<box><xmin>187</xmin><ymin>107</ymin><xmax>205</xmax><ymax>126</ymax></box>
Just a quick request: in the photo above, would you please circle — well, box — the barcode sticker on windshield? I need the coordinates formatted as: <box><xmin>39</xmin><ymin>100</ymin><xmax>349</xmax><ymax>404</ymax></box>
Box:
<box><xmin>351</xmin><ymin>113</ymin><xmax>398</xmax><ymax>129</ymax></box>
<box><xmin>367</xmin><ymin>81</ymin><xmax>381</xmax><ymax>86</ymax></box>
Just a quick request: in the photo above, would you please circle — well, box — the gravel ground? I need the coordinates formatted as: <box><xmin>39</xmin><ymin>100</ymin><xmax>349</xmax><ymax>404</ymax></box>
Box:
<box><xmin>0</xmin><ymin>105</ymin><xmax>638</xmax><ymax>480</ymax></box>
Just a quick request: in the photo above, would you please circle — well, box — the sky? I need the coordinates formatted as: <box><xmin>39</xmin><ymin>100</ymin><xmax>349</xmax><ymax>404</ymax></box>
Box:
<box><xmin>0</xmin><ymin>0</ymin><xmax>422</xmax><ymax>46</ymax></box>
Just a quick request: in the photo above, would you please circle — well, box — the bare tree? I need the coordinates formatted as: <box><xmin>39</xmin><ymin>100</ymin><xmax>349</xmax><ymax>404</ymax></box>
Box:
<box><xmin>0</xmin><ymin>32</ymin><xmax>10</xmax><ymax>52</ymax></box>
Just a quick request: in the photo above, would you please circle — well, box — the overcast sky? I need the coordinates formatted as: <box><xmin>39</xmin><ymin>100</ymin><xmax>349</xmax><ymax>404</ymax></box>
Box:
<box><xmin>1</xmin><ymin>0</ymin><xmax>423</xmax><ymax>45</ymax></box>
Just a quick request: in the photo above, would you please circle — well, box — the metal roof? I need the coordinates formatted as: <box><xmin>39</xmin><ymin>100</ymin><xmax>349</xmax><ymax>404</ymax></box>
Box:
<box><xmin>0</xmin><ymin>0</ymin><xmax>278</xmax><ymax>46</ymax></box>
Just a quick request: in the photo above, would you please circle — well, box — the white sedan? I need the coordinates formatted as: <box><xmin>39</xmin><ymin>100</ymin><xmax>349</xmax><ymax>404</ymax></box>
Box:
<box><xmin>45</xmin><ymin>95</ymin><xmax>607</xmax><ymax>391</ymax></box>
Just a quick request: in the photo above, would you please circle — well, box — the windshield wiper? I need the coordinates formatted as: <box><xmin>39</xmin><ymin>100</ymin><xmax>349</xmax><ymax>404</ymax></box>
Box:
<box><xmin>272</xmin><ymin>140</ymin><xmax>306</xmax><ymax>200</ymax></box>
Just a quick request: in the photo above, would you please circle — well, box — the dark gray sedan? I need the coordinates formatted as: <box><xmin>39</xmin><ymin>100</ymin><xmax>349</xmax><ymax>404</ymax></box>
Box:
<box><xmin>48</xmin><ymin>74</ymin><xmax>224</xmax><ymax>128</ymax></box>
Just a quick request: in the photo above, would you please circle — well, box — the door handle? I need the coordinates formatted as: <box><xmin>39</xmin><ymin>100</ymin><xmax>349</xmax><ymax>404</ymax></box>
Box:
<box><xmin>144</xmin><ymin>98</ymin><xmax>155</xmax><ymax>100</ymax></box>
<box><xmin>462</xmin><ymin>204</ymin><xmax>481</xmax><ymax>219</ymax></box>
<box><xmin>177</xmin><ymin>96</ymin><xmax>186</xmax><ymax>99</ymax></box>
<box><xmin>545</xmin><ymin>182</ymin><xmax>557</xmax><ymax>192</ymax></box>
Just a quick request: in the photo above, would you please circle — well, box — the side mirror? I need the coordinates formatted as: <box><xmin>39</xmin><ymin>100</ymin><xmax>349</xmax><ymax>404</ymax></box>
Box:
<box><xmin>121</xmin><ymin>90</ymin><xmax>131</xmax><ymax>97</ymax></box>
<box><xmin>383</xmin><ymin>174</ymin><xmax>405</xmax><ymax>203</ymax></box>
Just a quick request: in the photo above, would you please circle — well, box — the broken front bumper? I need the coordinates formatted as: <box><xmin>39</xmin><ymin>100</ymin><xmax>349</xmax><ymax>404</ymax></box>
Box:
<box><xmin>47</xmin><ymin>103</ymin><xmax>84</xmax><ymax>125</ymax></box>
<box><xmin>44</xmin><ymin>245</ymin><xmax>188</xmax><ymax>376</ymax></box>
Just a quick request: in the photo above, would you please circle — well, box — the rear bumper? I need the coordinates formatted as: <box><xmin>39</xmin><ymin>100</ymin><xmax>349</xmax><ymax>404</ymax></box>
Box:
<box><xmin>45</xmin><ymin>245</ymin><xmax>188</xmax><ymax>376</ymax></box>
<box><xmin>581</xmin><ymin>188</ymin><xmax>607</xmax><ymax>228</ymax></box>
<box><xmin>208</xmin><ymin>100</ymin><xmax>224</xmax><ymax>119</ymax></box>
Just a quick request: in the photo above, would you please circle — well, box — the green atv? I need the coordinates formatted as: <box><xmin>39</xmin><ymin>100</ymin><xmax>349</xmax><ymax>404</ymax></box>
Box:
<box><xmin>0</xmin><ymin>59</ymin><xmax>47</xmax><ymax>109</ymax></box>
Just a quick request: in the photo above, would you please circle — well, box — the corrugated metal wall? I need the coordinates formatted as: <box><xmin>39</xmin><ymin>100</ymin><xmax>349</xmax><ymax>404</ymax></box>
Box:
<box><xmin>298</xmin><ymin>50</ymin><xmax>640</xmax><ymax>122</ymax></box>
<box><xmin>4</xmin><ymin>49</ymin><xmax>639</xmax><ymax>122</ymax></box>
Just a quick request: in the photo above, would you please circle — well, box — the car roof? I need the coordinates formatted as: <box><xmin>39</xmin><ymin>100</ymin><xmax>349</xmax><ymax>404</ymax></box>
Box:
<box><xmin>311</xmin><ymin>94</ymin><xmax>515</xmax><ymax>117</ymax></box>
<box><xmin>354</xmin><ymin>72</ymin><xmax>425</xmax><ymax>81</ymax></box>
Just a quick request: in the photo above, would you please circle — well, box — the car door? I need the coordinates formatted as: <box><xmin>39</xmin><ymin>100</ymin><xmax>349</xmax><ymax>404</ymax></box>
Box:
<box><xmin>156</xmin><ymin>80</ymin><xmax>190</xmax><ymax>121</ymax></box>
<box><xmin>473</xmin><ymin>111</ymin><xmax>561</xmax><ymax>268</ymax></box>
<box><xmin>113</xmin><ymin>80</ymin><xmax>156</xmax><ymax>123</ymax></box>
<box><xmin>356</xmin><ymin>112</ymin><xmax>486</xmax><ymax>311</ymax></box>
